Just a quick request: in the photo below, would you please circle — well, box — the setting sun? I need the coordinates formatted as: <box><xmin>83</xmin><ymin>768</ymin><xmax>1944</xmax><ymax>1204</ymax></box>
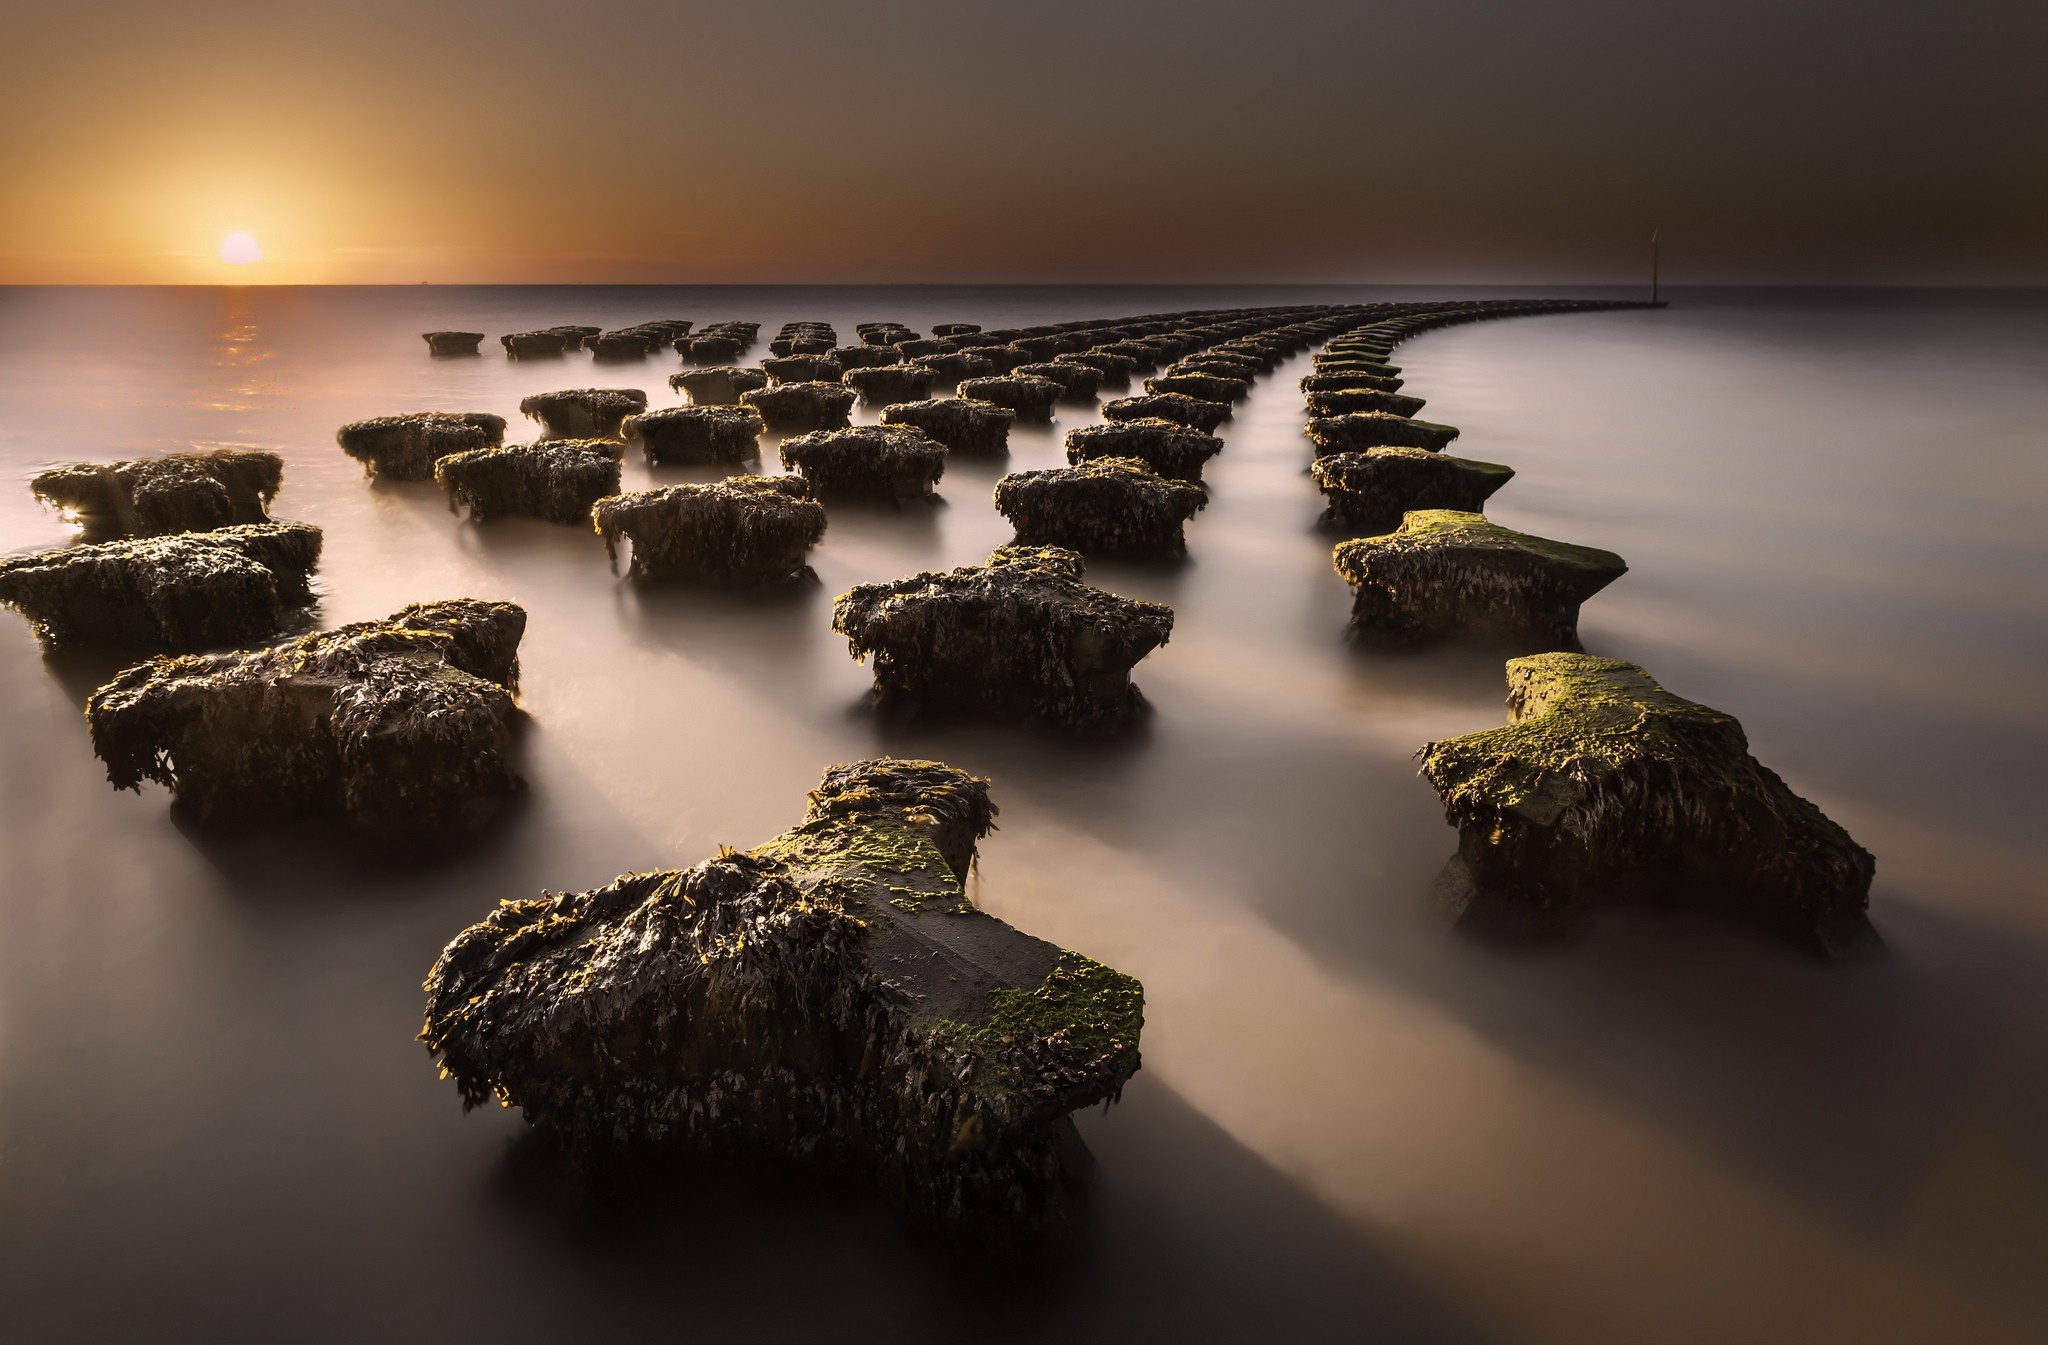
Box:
<box><xmin>217</xmin><ymin>230</ymin><xmax>263</xmax><ymax>265</ymax></box>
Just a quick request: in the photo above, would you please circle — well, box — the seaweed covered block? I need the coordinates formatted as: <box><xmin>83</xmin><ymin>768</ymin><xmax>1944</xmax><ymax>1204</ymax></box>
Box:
<box><xmin>741</xmin><ymin>383</ymin><xmax>857</xmax><ymax>433</ymax></box>
<box><xmin>833</xmin><ymin>545</ymin><xmax>1173</xmax><ymax>727</ymax></box>
<box><xmin>995</xmin><ymin>457</ymin><xmax>1206</xmax><ymax>560</ymax></box>
<box><xmin>591</xmin><ymin>476</ymin><xmax>825</xmax><ymax>585</ymax></box>
<box><xmin>502</xmin><ymin>330</ymin><xmax>571</xmax><ymax>357</ymax></box>
<box><xmin>623</xmin><ymin>405</ymin><xmax>764</xmax><ymax>465</ymax></box>
<box><xmin>1144</xmin><ymin>373</ymin><xmax>1251</xmax><ymax>404</ymax></box>
<box><xmin>1102</xmin><ymin>393</ymin><xmax>1230</xmax><ymax>432</ymax></box>
<box><xmin>1304</xmin><ymin>388</ymin><xmax>1428</xmax><ymax>419</ymax></box>
<box><xmin>1065</xmin><ymin>418</ymin><xmax>1221</xmax><ymax>483</ymax></box>
<box><xmin>912</xmin><ymin>351</ymin><xmax>996</xmax><ymax>383</ymax></box>
<box><xmin>894</xmin><ymin>337</ymin><xmax>958</xmax><ymax>359</ymax></box>
<box><xmin>0</xmin><ymin>523</ymin><xmax>323</xmax><ymax>651</ymax></box>
<box><xmin>780</xmin><ymin>426</ymin><xmax>947</xmax><ymax>502</ymax></box>
<box><xmin>1419</xmin><ymin>654</ymin><xmax>1876</xmax><ymax>953</ymax></box>
<box><xmin>85</xmin><ymin>599</ymin><xmax>525</xmax><ymax>836</ymax></box>
<box><xmin>1171</xmin><ymin>356</ymin><xmax>1262</xmax><ymax>384</ymax></box>
<box><xmin>956</xmin><ymin>375</ymin><xmax>1062</xmax><ymax>420</ymax></box>
<box><xmin>1332</xmin><ymin>510</ymin><xmax>1625</xmax><ymax>645</ymax></box>
<box><xmin>1311</xmin><ymin>448</ymin><xmax>1514</xmax><ymax>532</ymax></box>
<box><xmin>338</xmin><ymin>412</ymin><xmax>506</xmax><ymax>481</ymax></box>
<box><xmin>683</xmin><ymin>333</ymin><xmax>747</xmax><ymax>363</ymax></box>
<box><xmin>931</xmin><ymin>322</ymin><xmax>981</xmax><ymax>336</ymax></box>
<box><xmin>1300</xmin><ymin>370</ymin><xmax>1404</xmax><ymax>395</ymax></box>
<box><xmin>973</xmin><ymin>345</ymin><xmax>1039</xmax><ymax>374</ymax></box>
<box><xmin>1306</xmin><ymin>411</ymin><xmax>1459</xmax><ymax>456</ymax></box>
<box><xmin>833</xmin><ymin>344</ymin><xmax>902</xmax><ymax>370</ymax></box>
<box><xmin>1013</xmin><ymin>362</ymin><xmax>1101</xmax><ymax>401</ymax></box>
<box><xmin>844</xmin><ymin>363</ymin><xmax>935</xmax><ymax>407</ymax></box>
<box><xmin>761</xmin><ymin>353</ymin><xmax>845</xmax><ymax>385</ymax></box>
<box><xmin>32</xmin><ymin>449</ymin><xmax>283</xmax><ymax>540</ymax></box>
<box><xmin>433</xmin><ymin>442</ymin><xmax>622</xmax><ymax>524</ymax></box>
<box><xmin>670</xmin><ymin>366</ymin><xmax>770</xmax><ymax>406</ymax></box>
<box><xmin>423</xmin><ymin>331</ymin><xmax>484</xmax><ymax>355</ymax></box>
<box><xmin>1314</xmin><ymin>353</ymin><xmax>1402</xmax><ymax>376</ymax></box>
<box><xmin>420</xmin><ymin>757</ymin><xmax>1145</xmax><ymax>1227</ymax></box>
<box><xmin>588</xmin><ymin>331</ymin><xmax>653</xmax><ymax>359</ymax></box>
<box><xmin>1056</xmin><ymin>351</ymin><xmax>1136</xmax><ymax>388</ymax></box>
<box><xmin>879</xmin><ymin>398</ymin><xmax>1015</xmax><ymax>456</ymax></box>
<box><xmin>518</xmin><ymin>388</ymin><xmax>649</xmax><ymax>438</ymax></box>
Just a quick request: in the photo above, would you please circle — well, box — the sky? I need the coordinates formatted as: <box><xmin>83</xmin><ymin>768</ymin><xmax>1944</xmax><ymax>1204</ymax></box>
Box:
<box><xmin>0</xmin><ymin>0</ymin><xmax>2041</xmax><ymax>285</ymax></box>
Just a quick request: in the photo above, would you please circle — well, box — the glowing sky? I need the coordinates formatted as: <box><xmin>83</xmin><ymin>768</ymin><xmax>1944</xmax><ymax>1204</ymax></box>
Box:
<box><xmin>1</xmin><ymin>0</ymin><xmax>2041</xmax><ymax>284</ymax></box>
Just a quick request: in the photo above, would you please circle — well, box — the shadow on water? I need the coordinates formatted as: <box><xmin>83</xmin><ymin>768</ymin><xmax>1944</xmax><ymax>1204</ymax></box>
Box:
<box><xmin>481</xmin><ymin>1074</ymin><xmax>1491</xmax><ymax>1344</ymax></box>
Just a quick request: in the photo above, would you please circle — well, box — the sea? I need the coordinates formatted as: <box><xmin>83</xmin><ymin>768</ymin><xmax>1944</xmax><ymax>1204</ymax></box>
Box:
<box><xmin>1</xmin><ymin>284</ymin><xmax>2044</xmax><ymax>1344</ymax></box>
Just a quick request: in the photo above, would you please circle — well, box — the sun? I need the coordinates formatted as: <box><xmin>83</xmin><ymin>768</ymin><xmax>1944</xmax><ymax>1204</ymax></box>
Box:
<box><xmin>217</xmin><ymin>231</ymin><xmax>264</xmax><ymax>266</ymax></box>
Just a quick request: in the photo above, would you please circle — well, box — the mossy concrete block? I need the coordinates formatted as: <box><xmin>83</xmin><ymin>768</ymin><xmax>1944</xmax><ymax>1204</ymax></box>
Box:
<box><xmin>433</xmin><ymin>441</ymin><xmax>623</xmax><ymax>524</ymax></box>
<box><xmin>1306</xmin><ymin>411</ymin><xmax>1459</xmax><ymax>456</ymax></box>
<box><xmin>995</xmin><ymin>457</ymin><xmax>1206</xmax><ymax>560</ymax></box>
<box><xmin>761</xmin><ymin>353</ymin><xmax>845</xmax><ymax>385</ymax></box>
<box><xmin>423</xmin><ymin>331</ymin><xmax>484</xmax><ymax>355</ymax></box>
<box><xmin>1065</xmin><ymin>418</ymin><xmax>1221</xmax><ymax>483</ymax></box>
<box><xmin>879</xmin><ymin>397</ymin><xmax>1015</xmax><ymax>456</ymax></box>
<box><xmin>669</xmin><ymin>366</ymin><xmax>769</xmax><ymax>406</ymax></box>
<box><xmin>1013</xmin><ymin>362</ymin><xmax>1101</xmax><ymax>401</ymax></box>
<box><xmin>1145</xmin><ymin>372</ymin><xmax>1251</xmax><ymax>403</ymax></box>
<box><xmin>338</xmin><ymin>412</ymin><xmax>506</xmax><ymax>481</ymax></box>
<box><xmin>1332</xmin><ymin>510</ymin><xmax>1625</xmax><ymax>645</ymax></box>
<box><xmin>32</xmin><ymin>449</ymin><xmax>283</xmax><ymax>540</ymax></box>
<box><xmin>741</xmin><ymin>382</ymin><xmax>857</xmax><ymax>433</ymax></box>
<box><xmin>911</xmin><ymin>351</ymin><xmax>996</xmax><ymax>383</ymax></box>
<box><xmin>420</xmin><ymin>757</ymin><xmax>1144</xmax><ymax>1227</ymax></box>
<box><xmin>957</xmin><ymin>375</ymin><xmax>1062</xmax><ymax>420</ymax></box>
<box><xmin>844</xmin><ymin>364</ymin><xmax>936</xmax><ymax>407</ymax></box>
<box><xmin>780</xmin><ymin>426</ymin><xmax>947</xmax><ymax>502</ymax></box>
<box><xmin>1311</xmin><ymin>447</ymin><xmax>1513</xmax><ymax>532</ymax></box>
<box><xmin>0</xmin><ymin>523</ymin><xmax>322</xmax><ymax>651</ymax></box>
<box><xmin>1305</xmin><ymin>388</ymin><xmax>1428</xmax><ymax>418</ymax></box>
<box><xmin>624</xmin><ymin>405</ymin><xmax>763</xmax><ymax>465</ymax></box>
<box><xmin>1419</xmin><ymin>654</ymin><xmax>1876</xmax><ymax>953</ymax></box>
<box><xmin>591</xmin><ymin>475</ymin><xmax>825</xmax><ymax>585</ymax></box>
<box><xmin>519</xmin><ymin>388</ymin><xmax>649</xmax><ymax>438</ymax></box>
<box><xmin>833</xmin><ymin>545</ymin><xmax>1173</xmax><ymax>727</ymax></box>
<box><xmin>86</xmin><ymin>598</ymin><xmax>525</xmax><ymax>835</ymax></box>
<box><xmin>1300</xmin><ymin>370</ymin><xmax>1404</xmax><ymax>394</ymax></box>
<box><xmin>1102</xmin><ymin>393</ymin><xmax>1230</xmax><ymax>432</ymax></box>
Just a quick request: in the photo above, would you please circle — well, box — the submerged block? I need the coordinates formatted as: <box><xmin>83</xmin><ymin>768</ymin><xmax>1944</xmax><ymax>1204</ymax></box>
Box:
<box><xmin>591</xmin><ymin>476</ymin><xmax>825</xmax><ymax>585</ymax></box>
<box><xmin>780</xmin><ymin>426</ymin><xmax>947</xmax><ymax>501</ymax></box>
<box><xmin>879</xmin><ymin>398</ymin><xmax>1015</xmax><ymax>456</ymax></box>
<box><xmin>844</xmin><ymin>363</ymin><xmax>936</xmax><ymax>407</ymax></box>
<box><xmin>85</xmin><ymin>599</ymin><xmax>525</xmax><ymax>835</ymax></box>
<box><xmin>433</xmin><ymin>441</ymin><xmax>622</xmax><ymax>524</ymax></box>
<box><xmin>1420</xmin><ymin>654</ymin><xmax>1876</xmax><ymax>953</ymax></box>
<box><xmin>1311</xmin><ymin>448</ymin><xmax>1513</xmax><ymax>532</ymax></box>
<box><xmin>623</xmin><ymin>405</ymin><xmax>763</xmax><ymax>465</ymax></box>
<box><xmin>0</xmin><ymin>523</ymin><xmax>322</xmax><ymax>651</ymax></box>
<box><xmin>956</xmin><ymin>375</ymin><xmax>1062</xmax><ymax>420</ymax></box>
<box><xmin>32</xmin><ymin>449</ymin><xmax>283</xmax><ymax>540</ymax></box>
<box><xmin>1306</xmin><ymin>412</ymin><xmax>1459</xmax><ymax>456</ymax></box>
<box><xmin>420</xmin><ymin>757</ymin><xmax>1145</xmax><ymax>1227</ymax></box>
<box><xmin>833</xmin><ymin>545</ymin><xmax>1173</xmax><ymax>727</ymax></box>
<box><xmin>1305</xmin><ymin>388</ymin><xmax>1428</xmax><ymax>418</ymax></box>
<box><xmin>761</xmin><ymin>353</ymin><xmax>845</xmax><ymax>385</ymax></box>
<box><xmin>995</xmin><ymin>457</ymin><xmax>1206</xmax><ymax>560</ymax></box>
<box><xmin>1144</xmin><ymin>372</ymin><xmax>1251</xmax><ymax>404</ymax></box>
<box><xmin>423</xmin><ymin>331</ymin><xmax>484</xmax><ymax>356</ymax></box>
<box><xmin>1065</xmin><ymin>418</ymin><xmax>1221</xmax><ymax>482</ymax></box>
<box><xmin>1013</xmin><ymin>362</ymin><xmax>1101</xmax><ymax>401</ymax></box>
<box><xmin>742</xmin><ymin>383</ymin><xmax>857</xmax><ymax>433</ymax></box>
<box><xmin>338</xmin><ymin>412</ymin><xmax>507</xmax><ymax>481</ymax></box>
<box><xmin>669</xmin><ymin>366</ymin><xmax>770</xmax><ymax>406</ymax></box>
<box><xmin>1332</xmin><ymin>510</ymin><xmax>1625</xmax><ymax>645</ymax></box>
<box><xmin>1102</xmin><ymin>393</ymin><xmax>1230</xmax><ymax>432</ymax></box>
<box><xmin>519</xmin><ymin>388</ymin><xmax>649</xmax><ymax>438</ymax></box>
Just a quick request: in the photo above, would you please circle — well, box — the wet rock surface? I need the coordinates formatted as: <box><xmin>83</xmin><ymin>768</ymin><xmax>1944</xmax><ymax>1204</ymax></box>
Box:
<box><xmin>591</xmin><ymin>475</ymin><xmax>825</xmax><ymax>585</ymax></box>
<box><xmin>420</xmin><ymin>757</ymin><xmax>1145</xmax><ymax>1228</ymax></box>
<box><xmin>995</xmin><ymin>457</ymin><xmax>1206</xmax><ymax>560</ymax></box>
<box><xmin>1303</xmin><ymin>387</ymin><xmax>1429</xmax><ymax>419</ymax></box>
<box><xmin>1332</xmin><ymin>509</ymin><xmax>1626</xmax><ymax>645</ymax></box>
<box><xmin>1311</xmin><ymin>448</ymin><xmax>1514</xmax><ymax>533</ymax></box>
<box><xmin>31</xmin><ymin>449</ymin><xmax>284</xmax><ymax>540</ymax></box>
<box><xmin>338</xmin><ymin>412</ymin><xmax>506</xmax><ymax>481</ymax></box>
<box><xmin>422</xmin><ymin>331</ymin><xmax>484</xmax><ymax>355</ymax></box>
<box><xmin>0</xmin><ymin>523</ymin><xmax>322</xmax><ymax>651</ymax></box>
<box><xmin>832</xmin><ymin>545</ymin><xmax>1174</xmax><ymax>727</ymax></box>
<box><xmin>433</xmin><ymin>441</ymin><xmax>623</xmax><ymax>524</ymax></box>
<box><xmin>85</xmin><ymin>598</ymin><xmax>526</xmax><ymax>836</ymax></box>
<box><xmin>1420</xmin><ymin>654</ymin><xmax>1876</xmax><ymax>954</ymax></box>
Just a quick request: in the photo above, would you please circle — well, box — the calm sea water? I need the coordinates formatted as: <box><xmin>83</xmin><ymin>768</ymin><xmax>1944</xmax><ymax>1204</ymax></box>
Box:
<box><xmin>2</xmin><ymin>285</ymin><xmax>2044</xmax><ymax>1344</ymax></box>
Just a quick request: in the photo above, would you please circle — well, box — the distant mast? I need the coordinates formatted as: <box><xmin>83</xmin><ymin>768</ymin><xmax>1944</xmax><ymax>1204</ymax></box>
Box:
<box><xmin>1651</xmin><ymin>227</ymin><xmax>1661</xmax><ymax>305</ymax></box>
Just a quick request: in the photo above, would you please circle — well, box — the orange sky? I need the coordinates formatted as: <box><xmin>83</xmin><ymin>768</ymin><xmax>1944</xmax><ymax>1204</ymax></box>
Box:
<box><xmin>3</xmin><ymin>0</ymin><xmax>2043</xmax><ymax>285</ymax></box>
